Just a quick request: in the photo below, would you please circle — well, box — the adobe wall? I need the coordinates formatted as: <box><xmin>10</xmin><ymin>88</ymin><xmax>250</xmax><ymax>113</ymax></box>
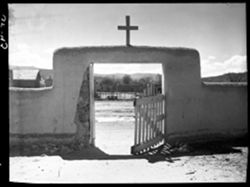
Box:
<box><xmin>159</xmin><ymin>47</ymin><xmax>247</xmax><ymax>143</ymax></box>
<box><xmin>10</xmin><ymin>87</ymin><xmax>55</xmax><ymax>134</ymax></box>
<box><xmin>52</xmin><ymin>46</ymin><xmax>201</xmax><ymax>143</ymax></box>
<box><xmin>9</xmin><ymin>87</ymin><xmax>78</xmax><ymax>155</ymax></box>
<box><xmin>165</xmin><ymin>82</ymin><xmax>247</xmax><ymax>143</ymax></box>
<box><xmin>9</xmin><ymin>46</ymin><xmax>247</xmax><ymax>155</ymax></box>
<box><xmin>53</xmin><ymin>46</ymin><xmax>247</xmax><ymax>144</ymax></box>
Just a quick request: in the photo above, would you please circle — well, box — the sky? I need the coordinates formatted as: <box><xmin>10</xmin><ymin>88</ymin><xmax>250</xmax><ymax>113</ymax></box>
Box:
<box><xmin>9</xmin><ymin>3</ymin><xmax>246</xmax><ymax>77</ymax></box>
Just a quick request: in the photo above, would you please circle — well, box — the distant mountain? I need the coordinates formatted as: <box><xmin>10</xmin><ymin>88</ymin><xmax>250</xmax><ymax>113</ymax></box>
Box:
<box><xmin>95</xmin><ymin>73</ymin><xmax>161</xmax><ymax>81</ymax></box>
<box><xmin>131</xmin><ymin>73</ymin><xmax>161</xmax><ymax>81</ymax></box>
<box><xmin>202</xmin><ymin>72</ymin><xmax>247</xmax><ymax>82</ymax></box>
<box><xmin>95</xmin><ymin>73</ymin><xmax>126</xmax><ymax>80</ymax></box>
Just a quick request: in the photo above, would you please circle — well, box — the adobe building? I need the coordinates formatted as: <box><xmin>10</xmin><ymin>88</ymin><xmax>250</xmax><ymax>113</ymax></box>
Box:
<box><xmin>9</xmin><ymin>16</ymin><xmax>247</xmax><ymax>155</ymax></box>
<box><xmin>11</xmin><ymin>69</ymin><xmax>41</xmax><ymax>88</ymax></box>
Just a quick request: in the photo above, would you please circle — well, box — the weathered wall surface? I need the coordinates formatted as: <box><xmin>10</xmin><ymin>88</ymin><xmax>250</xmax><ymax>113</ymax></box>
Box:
<box><xmin>165</xmin><ymin>82</ymin><xmax>247</xmax><ymax>143</ymax></box>
<box><xmin>160</xmin><ymin>48</ymin><xmax>248</xmax><ymax>142</ymax></box>
<box><xmin>9</xmin><ymin>87</ymin><xmax>78</xmax><ymax>155</ymax></box>
<box><xmin>199</xmin><ymin>84</ymin><xmax>247</xmax><ymax>137</ymax></box>
<box><xmin>10</xmin><ymin>88</ymin><xmax>54</xmax><ymax>133</ymax></box>
<box><xmin>9</xmin><ymin>87</ymin><xmax>76</xmax><ymax>134</ymax></box>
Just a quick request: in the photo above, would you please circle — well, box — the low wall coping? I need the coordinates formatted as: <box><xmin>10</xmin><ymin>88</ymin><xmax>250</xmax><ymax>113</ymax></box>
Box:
<box><xmin>9</xmin><ymin>86</ymin><xmax>53</xmax><ymax>92</ymax></box>
<box><xmin>202</xmin><ymin>82</ymin><xmax>247</xmax><ymax>87</ymax></box>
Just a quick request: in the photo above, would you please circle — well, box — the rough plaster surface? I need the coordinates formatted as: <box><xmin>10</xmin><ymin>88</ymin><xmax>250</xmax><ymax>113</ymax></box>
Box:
<box><xmin>9</xmin><ymin>46</ymin><xmax>248</xmax><ymax>154</ymax></box>
<box><xmin>74</xmin><ymin>66</ymin><xmax>91</xmax><ymax>148</ymax></box>
<box><xmin>10</xmin><ymin>134</ymin><xmax>76</xmax><ymax>156</ymax></box>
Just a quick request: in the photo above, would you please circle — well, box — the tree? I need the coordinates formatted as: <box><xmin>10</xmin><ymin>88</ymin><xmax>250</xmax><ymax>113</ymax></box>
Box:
<box><xmin>155</xmin><ymin>74</ymin><xmax>162</xmax><ymax>84</ymax></box>
<box><xmin>45</xmin><ymin>76</ymin><xmax>53</xmax><ymax>87</ymax></box>
<box><xmin>138</xmin><ymin>77</ymin><xmax>150</xmax><ymax>87</ymax></box>
<box><xmin>122</xmin><ymin>75</ymin><xmax>132</xmax><ymax>84</ymax></box>
<box><xmin>101</xmin><ymin>77</ymin><xmax>114</xmax><ymax>92</ymax></box>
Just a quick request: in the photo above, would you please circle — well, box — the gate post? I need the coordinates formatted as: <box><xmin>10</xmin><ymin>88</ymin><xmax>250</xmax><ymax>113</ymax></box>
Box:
<box><xmin>89</xmin><ymin>63</ymin><xmax>95</xmax><ymax>145</ymax></box>
<box><xmin>164</xmin><ymin>94</ymin><xmax>168</xmax><ymax>143</ymax></box>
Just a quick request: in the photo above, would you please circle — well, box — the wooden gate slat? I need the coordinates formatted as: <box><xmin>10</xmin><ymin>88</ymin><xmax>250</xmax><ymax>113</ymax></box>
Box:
<box><xmin>138</xmin><ymin>106</ymin><xmax>142</xmax><ymax>144</ymax></box>
<box><xmin>162</xmin><ymin>99</ymin><xmax>165</xmax><ymax>134</ymax></box>
<box><xmin>160</xmin><ymin>99</ymin><xmax>163</xmax><ymax>132</ymax></box>
<box><xmin>142</xmin><ymin>104</ymin><xmax>145</xmax><ymax>143</ymax></box>
<box><xmin>151</xmin><ymin>102</ymin><xmax>154</xmax><ymax>139</ymax></box>
<box><xmin>147</xmin><ymin>102</ymin><xmax>151</xmax><ymax>140</ymax></box>
<box><xmin>153</xmin><ymin>101</ymin><xmax>157</xmax><ymax>139</ymax></box>
<box><xmin>145</xmin><ymin>103</ymin><xmax>148</xmax><ymax>141</ymax></box>
<box><xmin>134</xmin><ymin>105</ymin><xmax>138</xmax><ymax>145</ymax></box>
<box><xmin>156</xmin><ymin>101</ymin><xmax>159</xmax><ymax>139</ymax></box>
<box><xmin>148</xmin><ymin>102</ymin><xmax>151</xmax><ymax>139</ymax></box>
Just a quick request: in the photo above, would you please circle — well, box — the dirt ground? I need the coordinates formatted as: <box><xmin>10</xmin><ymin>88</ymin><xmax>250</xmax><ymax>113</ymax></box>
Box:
<box><xmin>9</xmin><ymin>101</ymin><xmax>248</xmax><ymax>183</ymax></box>
<box><xmin>95</xmin><ymin>101</ymin><xmax>135</xmax><ymax>155</ymax></box>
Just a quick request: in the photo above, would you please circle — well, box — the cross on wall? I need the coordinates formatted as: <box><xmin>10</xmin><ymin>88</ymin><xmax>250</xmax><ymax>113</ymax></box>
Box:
<box><xmin>118</xmin><ymin>16</ymin><xmax>139</xmax><ymax>46</ymax></box>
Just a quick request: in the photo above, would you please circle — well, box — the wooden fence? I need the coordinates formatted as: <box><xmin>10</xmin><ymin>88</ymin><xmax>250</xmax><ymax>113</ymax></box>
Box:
<box><xmin>142</xmin><ymin>83</ymin><xmax>161</xmax><ymax>97</ymax></box>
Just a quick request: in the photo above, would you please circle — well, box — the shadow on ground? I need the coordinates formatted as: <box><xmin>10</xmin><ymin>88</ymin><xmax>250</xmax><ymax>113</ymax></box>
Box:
<box><xmin>60</xmin><ymin>146</ymin><xmax>182</xmax><ymax>163</ymax></box>
<box><xmin>60</xmin><ymin>138</ymin><xmax>247</xmax><ymax>163</ymax></box>
<box><xmin>61</xmin><ymin>146</ymin><xmax>144</xmax><ymax>160</ymax></box>
<box><xmin>144</xmin><ymin>141</ymin><xmax>246</xmax><ymax>164</ymax></box>
<box><xmin>10</xmin><ymin>137</ymin><xmax>247</xmax><ymax>164</ymax></box>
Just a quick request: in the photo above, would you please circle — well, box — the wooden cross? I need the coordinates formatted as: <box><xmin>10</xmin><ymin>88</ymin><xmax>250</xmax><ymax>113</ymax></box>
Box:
<box><xmin>118</xmin><ymin>16</ymin><xmax>139</xmax><ymax>46</ymax></box>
